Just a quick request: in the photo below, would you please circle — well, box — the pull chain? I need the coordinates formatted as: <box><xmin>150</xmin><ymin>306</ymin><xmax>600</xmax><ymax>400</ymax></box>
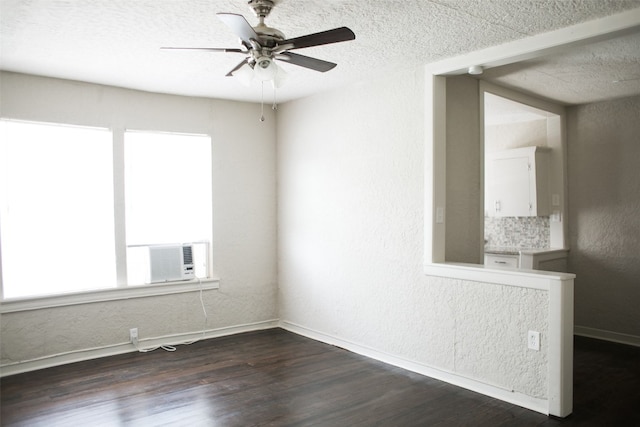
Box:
<box><xmin>260</xmin><ymin>81</ymin><xmax>265</xmax><ymax>122</ymax></box>
<box><xmin>272</xmin><ymin>84</ymin><xmax>278</xmax><ymax>111</ymax></box>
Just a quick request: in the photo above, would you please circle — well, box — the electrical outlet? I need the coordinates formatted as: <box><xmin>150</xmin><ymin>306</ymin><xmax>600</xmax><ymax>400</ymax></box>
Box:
<box><xmin>129</xmin><ymin>328</ymin><xmax>138</xmax><ymax>344</ymax></box>
<box><xmin>528</xmin><ymin>330</ymin><xmax>540</xmax><ymax>351</ymax></box>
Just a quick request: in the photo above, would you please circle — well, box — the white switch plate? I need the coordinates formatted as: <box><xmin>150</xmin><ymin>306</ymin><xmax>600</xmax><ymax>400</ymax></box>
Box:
<box><xmin>552</xmin><ymin>194</ymin><xmax>560</xmax><ymax>206</ymax></box>
<box><xmin>528</xmin><ymin>330</ymin><xmax>540</xmax><ymax>351</ymax></box>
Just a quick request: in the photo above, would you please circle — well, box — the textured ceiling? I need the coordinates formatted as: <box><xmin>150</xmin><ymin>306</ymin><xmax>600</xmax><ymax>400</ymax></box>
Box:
<box><xmin>479</xmin><ymin>30</ymin><xmax>640</xmax><ymax>105</ymax></box>
<box><xmin>1</xmin><ymin>0</ymin><xmax>640</xmax><ymax>104</ymax></box>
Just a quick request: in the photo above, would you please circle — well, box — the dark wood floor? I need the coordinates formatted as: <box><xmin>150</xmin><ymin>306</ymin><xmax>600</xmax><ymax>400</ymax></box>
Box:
<box><xmin>1</xmin><ymin>329</ymin><xmax>639</xmax><ymax>426</ymax></box>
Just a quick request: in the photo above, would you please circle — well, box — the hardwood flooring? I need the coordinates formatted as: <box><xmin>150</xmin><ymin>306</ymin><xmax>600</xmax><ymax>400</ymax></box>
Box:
<box><xmin>1</xmin><ymin>329</ymin><xmax>639</xmax><ymax>426</ymax></box>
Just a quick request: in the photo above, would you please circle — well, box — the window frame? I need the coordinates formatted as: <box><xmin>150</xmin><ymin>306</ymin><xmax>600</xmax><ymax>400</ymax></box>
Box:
<box><xmin>0</xmin><ymin>120</ymin><xmax>219</xmax><ymax>309</ymax></box>
<box><xmin>123</xmin><ymin>129</ymin><xmax>214</xmax><ymax>285</ymax></box>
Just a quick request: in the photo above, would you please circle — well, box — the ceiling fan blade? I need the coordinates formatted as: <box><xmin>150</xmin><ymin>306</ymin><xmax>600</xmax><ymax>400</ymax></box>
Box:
<box><xmin>226</xmin><ymin>58</ymin><xmax>250</xmax><ymax>77</ymax></box>
<box><xmin>217</xmin><ymin>13</ymin><xmax>260</xmax><ymax>47</ymax></box>
<box><xmin>276</xmin><ymin>52</ymin><xmax>337</xmax><ymax>72</ymax></box>
<box><xmin>278</xmin><ymin>27</ymin><xmax>355</xmax><ymax>51</ymax></box>
<box><xmin>160</xmin><ymin>47</ymin><xmax>245</xmax><ymax>53</ymax></box>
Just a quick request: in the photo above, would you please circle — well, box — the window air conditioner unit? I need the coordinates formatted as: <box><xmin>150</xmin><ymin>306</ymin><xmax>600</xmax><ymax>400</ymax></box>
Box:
<box><xmin>148</xmin><ymin>244</ymin><xmax>195</xmax><ymax>283</ymax></box>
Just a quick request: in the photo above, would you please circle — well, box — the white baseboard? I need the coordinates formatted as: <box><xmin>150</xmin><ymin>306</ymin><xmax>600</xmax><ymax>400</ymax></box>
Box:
<box><xmin>279</xmin><ymin>320</ymin><xmax>549</xmax><ymax>416</ymax></box>
<box><xmin>3</xmin><ymin>318</ymin><xmax>562</xmax><ymax>417</ymax></box>
<box><xmin>574</xmin><ymin>325</ymin><xmax>640</xmax><ymax>347</ymax></box>
<box><xmin>0</xmin><ymin>319</ymin><xmax>279</xmax><ymax>377</ymax></box>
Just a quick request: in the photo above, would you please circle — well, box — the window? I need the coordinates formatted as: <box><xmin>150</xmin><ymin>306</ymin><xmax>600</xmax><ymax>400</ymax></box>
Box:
<box><xmin>124</xmin><ymin>131</ymin><xmax>212</xmax><ymax>284</ymax></box>
<box><xmin>0</xmin><ymin>122</ymin><xmax>214</xmax><ymax>300</ymax></box>
<box><xmin>0</xmin><ymin>120</ymin><xmax>115</xmax><ymax>298</ymax></box>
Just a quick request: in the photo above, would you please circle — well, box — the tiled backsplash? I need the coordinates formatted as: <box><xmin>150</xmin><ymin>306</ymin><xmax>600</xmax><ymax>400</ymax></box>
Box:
<box><xmin>485</xmin><ymin>216</ymin><xmax>550</xmax><ymax>249</ymax></box>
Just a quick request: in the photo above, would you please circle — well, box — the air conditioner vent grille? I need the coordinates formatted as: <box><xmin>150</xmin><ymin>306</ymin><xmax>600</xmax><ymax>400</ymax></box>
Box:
<box><xmin>183</xmin><ymin>245</ymin><xmax>193</xmax><ymax>264</ymax></box>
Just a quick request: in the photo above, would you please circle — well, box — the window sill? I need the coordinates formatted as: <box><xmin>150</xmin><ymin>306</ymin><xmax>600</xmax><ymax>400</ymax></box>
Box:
<box><xmin>0</xmin><ymin>278</ymin><xmax>220</xmax><ymax>313</ymax></box>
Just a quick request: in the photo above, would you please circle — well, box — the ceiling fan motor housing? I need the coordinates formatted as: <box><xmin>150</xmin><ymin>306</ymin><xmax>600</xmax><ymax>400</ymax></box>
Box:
<box><xmin>248</xmin><ymin>0</ymin><xmax>284</xmax><ymax>49</ymax></box>
<box><xmin>254</xmin><ymin>25</ymin><xmax>285</xmax><ymax>47</ymax></box>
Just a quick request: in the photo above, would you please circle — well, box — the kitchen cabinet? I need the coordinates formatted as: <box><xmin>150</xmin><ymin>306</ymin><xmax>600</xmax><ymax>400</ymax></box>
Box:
<box><xmin>485</xmin><ymin>146</ymin><xmax>550</xmax><ymax>217</ymax></box>
<box><xmin>484</xmin><ymin>248</ymin><xmax>569</xmax><ymax>272</ymax></box>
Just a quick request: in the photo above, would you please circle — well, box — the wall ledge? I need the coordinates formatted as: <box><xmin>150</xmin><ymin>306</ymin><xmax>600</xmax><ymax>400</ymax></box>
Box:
<box><xmin>424</xmin><ymin>262</ymin><xmax>575</xmax><ymax>291</ymax></box>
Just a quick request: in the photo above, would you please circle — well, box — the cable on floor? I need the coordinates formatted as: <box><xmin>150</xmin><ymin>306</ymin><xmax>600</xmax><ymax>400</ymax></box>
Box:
<box><xmin>134</xmin><ymin>278</ymin><xmax>208</xmax><ymax>353</ymax></box>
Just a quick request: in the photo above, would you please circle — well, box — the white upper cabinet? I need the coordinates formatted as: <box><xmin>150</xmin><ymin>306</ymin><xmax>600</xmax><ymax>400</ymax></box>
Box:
<box><xmin>485</xmin><ymin>146</ymin><xmax>550</xmax><ymax>217</ymax></box>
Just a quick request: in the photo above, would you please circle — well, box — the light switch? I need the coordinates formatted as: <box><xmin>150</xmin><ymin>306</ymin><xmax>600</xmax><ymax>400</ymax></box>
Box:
<box><xmin>436</xmin><ymin>207</ymin><xmax>444</xmax><ymax>224</ymax></box>
<box><xmin>552</xmin><ymin>194</ymin><xmax>560</xmax><ymax>206</ymax></box>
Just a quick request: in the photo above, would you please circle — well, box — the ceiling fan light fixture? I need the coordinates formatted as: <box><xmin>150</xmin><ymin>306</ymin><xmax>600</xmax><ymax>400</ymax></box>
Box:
<box><xmin>254</xmin><ymin>57</ymin><xmax>278</xmax><ymax>81</ymax></box>
<box><xmin>272</xmin><ymin>64</ymin><xmax>288</xmax><ymax>89</ymax></box>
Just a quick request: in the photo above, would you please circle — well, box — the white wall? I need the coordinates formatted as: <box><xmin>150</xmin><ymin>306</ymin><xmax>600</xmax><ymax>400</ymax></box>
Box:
<box><xmin>0</xmin><ymin>72</ymin><xmax>278</xmax><ymax>371</ymax></box>
<box><xmin>445</xmin><ymin>76</ymin><xmax>482</xmax><ymax>264</ymax></box>
<box><xmin>568</xmin><ymin>95</ymin><xmax>640</xmax><ymax>343</ymax></box>
<box><xmin>277</xmin><ymin>68</ymin><xmax>553</xmax><ymax>409</ymax></box>
<box><xmin>485</xmin><ymin>119</ymin><xmax>548</xmax><ymax>153</ymax></box>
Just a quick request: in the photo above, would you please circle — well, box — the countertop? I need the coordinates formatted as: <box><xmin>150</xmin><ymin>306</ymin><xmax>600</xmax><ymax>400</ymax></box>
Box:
<box><xmin>484</xmin><ymin>247</ymin><xmax>520</xmax><ymax>255</ymax></box>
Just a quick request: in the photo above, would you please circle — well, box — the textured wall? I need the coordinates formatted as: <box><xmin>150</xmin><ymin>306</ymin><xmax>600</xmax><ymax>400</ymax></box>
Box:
<box><xmin>567</xmin><ymin>95</ymin><xmax>640</xmax><ymax>338</ymax></box>
<box><xmin>277</xmin><ymin>68</ymin><xmax>550</xmax><ymax>399</ymax></box>
<box><xmin>0</xmin><ymin>72</ymin><xmax>278</xmax><ymax>365</ymax></box>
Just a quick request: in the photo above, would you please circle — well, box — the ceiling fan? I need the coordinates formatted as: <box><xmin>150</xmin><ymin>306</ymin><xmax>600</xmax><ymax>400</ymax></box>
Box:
<box><xmin>161</xmin><ymin>0</ymin><xmax>356</xmax><ymax>87</ymax></box>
